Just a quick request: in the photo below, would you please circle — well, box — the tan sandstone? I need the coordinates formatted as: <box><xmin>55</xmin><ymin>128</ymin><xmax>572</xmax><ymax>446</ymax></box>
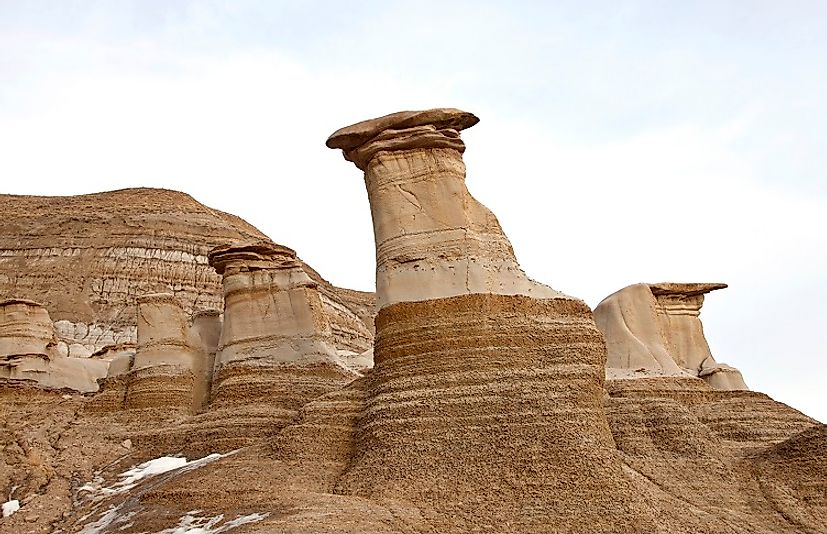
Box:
<box><xmin>0</xmin><ymin>188</ymin><xmax>374</xmax><ymax>358</ymax></box>
<box><xmin>595</xmin><ymin>282</ymin><xmax>749</xmax><ymax>390</ymax></box>
<box><xmin>0</xmin><ymin>299</ymin><xmax>106</xmax><ymax>392</ymax></box>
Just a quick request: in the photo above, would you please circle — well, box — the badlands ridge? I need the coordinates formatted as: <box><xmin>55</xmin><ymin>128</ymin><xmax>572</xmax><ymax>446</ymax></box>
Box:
<box><xmin>0</xmin><ymin>108</ymin><xmax>824</xmax><ymax>533</ymax></box>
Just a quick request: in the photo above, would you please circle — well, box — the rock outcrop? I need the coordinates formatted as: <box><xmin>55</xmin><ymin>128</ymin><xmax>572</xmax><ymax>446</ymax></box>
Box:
<box><xmin>0</xmin><ymin>299</ymin><xmax>106</xmax><ymax>392</ymax></box>
<box><xmin>1</xmin><ymin>110</ymin><xmax>824</xmax><ymax>534</ymax></box>
<box><xmin>208</xmin><ymin>241</ymin><xmax>354</xmax><ymax>412</ymax></box>
<box><xmin>0</xmin><ymin>188</ymin><xmax>374</xmax><ymax>358</ymax></box>
<box><xmin>327</xmin><ymin>108</ymin><xmax>562</xmax><ymax>308</ymax></box>
<box><xmin>323</xmin><ymin>109</ymin><xmax>654</xmax><ymax>531</ymax></box>
<box><xmin>595</xmin><ymin>282</ymin><xmax>748</xmax><ymax>390</ymax></box>
<box><xmin>123</xmin><ymin>293</ymin><xmax>200</xmax><ymax>413</ymax></box>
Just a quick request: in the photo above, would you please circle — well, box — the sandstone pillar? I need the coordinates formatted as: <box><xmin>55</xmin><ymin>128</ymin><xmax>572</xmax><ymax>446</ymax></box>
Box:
<box><xmin>594</xmin><ymin>282</ymin><xmax>749</xmax><ymax>390</ymax></box>
<box><xmin>326</xmin><ymin>109</ymin><xmax>654</xmax><ymax>531</ymax></box>
<box><xmin>200</xmin><ymin>241</ymin><xmax>353</xmax><ymax>448</ymax></box>
<box><xmin>125</xmin><ymin>293</ymin><xmax>197</xmax><ymax>412</ymax></box>
<box><xmin>190</xmin><ymin>309</ymin><xmax>222</xmax><ymax>411</ymax></box>
<box><xmin>327</xmin><ymin>109</ymin><xmax>561</xmax><ymax>309</ymax></box>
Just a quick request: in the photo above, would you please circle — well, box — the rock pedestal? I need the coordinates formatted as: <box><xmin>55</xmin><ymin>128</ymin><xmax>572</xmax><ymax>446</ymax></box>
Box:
<box><xmin>124</xmin><ymin>293</ymin><xmax>198</xmax><ymax>412</ymax></box>
<box><xmin>325</xmin><ymin>109</ymin><xmax>654</xmax><ymax>531</ymax></box>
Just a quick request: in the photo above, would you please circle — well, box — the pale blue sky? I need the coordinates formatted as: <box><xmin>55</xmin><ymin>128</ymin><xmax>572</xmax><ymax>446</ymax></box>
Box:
<box><xmin>1</xmin><ymin>1</ymin><xmax>825</xmax><ymax>421</ymax></box>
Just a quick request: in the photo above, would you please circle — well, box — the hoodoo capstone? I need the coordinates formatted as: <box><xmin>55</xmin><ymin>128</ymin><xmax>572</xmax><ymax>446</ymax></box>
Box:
<box><xmin>328</xmin><ymin>108</ymin><xmax>562</xmax><ymax>309</ymax></box>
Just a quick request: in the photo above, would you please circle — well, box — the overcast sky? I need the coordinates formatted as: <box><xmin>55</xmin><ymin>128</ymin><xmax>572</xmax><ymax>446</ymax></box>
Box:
<box><xmin>1</xmin><ymin>1</ymin><xmax>825</xmax><ymax>422</ymax></box>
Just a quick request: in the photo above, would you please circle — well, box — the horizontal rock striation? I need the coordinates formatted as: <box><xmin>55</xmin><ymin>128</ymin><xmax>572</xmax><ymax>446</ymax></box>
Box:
<box><xmin>0</xmin><ymin>299</ymin><xmax>107</xmax><ymax>392</ymax></box>
<box><xmin>336</xmin><ymin>294</ymin><xmax>655</xmax><ymax>531</ymax></box>
<box><xmin>0</xmin><ymin>188</ymin><xmax>374</xmax><ymax>356</ymax></box>
<box><xmin>123</xmin><ymin>293</ymin><xmax>200</xmax><ymax>413</ymax></box>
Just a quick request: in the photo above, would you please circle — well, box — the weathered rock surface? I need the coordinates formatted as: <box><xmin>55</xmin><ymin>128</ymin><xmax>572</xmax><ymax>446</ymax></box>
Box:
<box><xmin>1</xmin><ymin>110</ymin><xmax>824</xmax><ymax>534</ymax></box>
<box><xmin>328</xmin><ymin>108</ymin><xmax>562</xmax><ymax>309</ymax></box>
<box><xmin>127</xmin><ymin>241</ymin><xmax>358</xmax><ymax>456</ymax></box>
<box><xmin>595</xmin><ymin>282</ymin><xmax>748</xmax><ymax>390</ymax></box>
<box><xmin>0</xmin><ymin>188</ymin><xmax>374</xmax><ymax>357</ymax></box>
<box><xmin>0</xmin><ymin>299</ymin><xmax>106</xmax><ymax>392</ymax></box>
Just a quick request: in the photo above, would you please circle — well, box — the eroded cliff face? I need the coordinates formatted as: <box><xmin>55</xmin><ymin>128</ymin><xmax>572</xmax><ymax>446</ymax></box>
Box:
<box><xmin>1</xmin><ymin>111</ymin><xmax>824</xmax><ymax>534</ymax></box>
<box><xmin>0</xmin><ymin>188</ymin><xmax>375</xmax><ymax>358</ymax></box>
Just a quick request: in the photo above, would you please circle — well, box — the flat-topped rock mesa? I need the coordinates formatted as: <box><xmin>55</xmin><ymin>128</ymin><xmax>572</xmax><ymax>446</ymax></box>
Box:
<box><xmin>0</xmin><ymin>298</ymin><xmax>106</xmax><ymax>392</ymax></box>
<box><xmin>328</xmin><ymin>108</ymin><xmax>564</xmax><ymax>309</ymax></box>
<box><xmin>595</xmin><ymin>282</ymin><xmax>749</xmax><ymax>390</ymax></box>
<box><xmin>0</xmin><ymin>188</ymin><xmax>374</xmax><ymax>357</ymax></box>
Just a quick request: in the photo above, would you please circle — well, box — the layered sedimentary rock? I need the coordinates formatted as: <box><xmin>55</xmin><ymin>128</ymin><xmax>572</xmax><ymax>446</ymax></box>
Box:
<box><xmin>0</xmin><ymin>299</ymin><xmax>106</xmax><ymax>392</ymax></box>
<box><xmin>124</xmin><ymin>293</ymin><xmax>199</xmax><ymax>412</ymax></box>
<box><xmin>595</xmin><ymin>282</ymin><xmax>748</xmax><ymax>390</ymax></box>
<box><xmin>322</xmin><ymin>109</ymin><xmax>655</xmax><ymax>531</ymax></box>
<box><xmin>141</xmin><ymin>241</ymin><xmax>357</xmax><ymax>454</ymax></box>
<box><xmin>0</xmin><ymin>188</ymin><xmax>374</xmax><ymax>356</ymax></box>
<box><xmin>3</xmin><ymin>111</ymin><xmax>826</xmax><ymax>534</ymax></box>
<box><xmin>327</xmin><ymin>109</ymin><xmax>562</xmax><ymax>309</ymax></box>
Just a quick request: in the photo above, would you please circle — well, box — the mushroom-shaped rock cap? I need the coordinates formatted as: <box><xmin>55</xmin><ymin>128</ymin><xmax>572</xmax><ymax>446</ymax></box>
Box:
<box><xmin>0</xmin><ymin>297</ymin><xmax>45</xmax><ymax>307</ymax></box>
<box><xmin>649</xmin><ymin>282</ymin><xmax>727</xmax><ymax>297</ymax></box>
<box><xmin>326</xmin><ymin>108</ymin><xmax>479</xmax><ymax>151</ymax></box>
<box><xmin>208</xmin><ymin>240</ymin><xmax>297</xmax><ymax>275</ymax></box>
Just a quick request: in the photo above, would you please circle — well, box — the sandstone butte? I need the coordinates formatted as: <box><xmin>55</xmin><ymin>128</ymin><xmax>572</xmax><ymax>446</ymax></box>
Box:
<box><xmin>0</xmin><ymin>109</ymin><xmax>824</xmax><ymax>534</ymax></box>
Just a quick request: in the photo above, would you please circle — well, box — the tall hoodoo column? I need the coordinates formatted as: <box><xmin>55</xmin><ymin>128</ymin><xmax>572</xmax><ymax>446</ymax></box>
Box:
<box><xmin>125</xmin><ymin>293</ymin><xmax>198</xmax><ymax>412</ymax></box>
<box><xmin>326</xmin><ymin>109</ymin><xmax>655</xmax><ymax>532</ymax></box>
<box><xmin>327</xmin><ymin>108</ymin><xmax>562</xmax><ymax>309</ymax></box>
<box><xmin>207</xmin><ymin>241</ymin><xmax>353</xmax><ymax>416</ymax></box>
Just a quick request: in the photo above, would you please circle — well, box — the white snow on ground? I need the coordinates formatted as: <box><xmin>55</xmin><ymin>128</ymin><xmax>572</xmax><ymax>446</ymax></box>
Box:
<box><xmin>76</xmin><ymin>452</ymin><xmax>236</xmax><ymax>533</ymax></box>
<box><xmin>2</xmin><ymin>499</ymin><xmax>20</xmax><ymax>517</ymax></box>
<box><xmin>78</xmin><ymin>453</ymin><xmax>226</xmax><ymax>500</ymax></box>
<box><xmin>77</xmin><ymin>504</ymin><xmax>134</xmax><ymax>534</ymax></box>
<box><xmin>154</xmin><ymin>511</ymin><xmax>270</xmax><ymax>533</ymax></box>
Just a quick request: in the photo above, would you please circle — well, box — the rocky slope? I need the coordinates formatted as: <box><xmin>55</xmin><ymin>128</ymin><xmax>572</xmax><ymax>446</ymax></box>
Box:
<box><xmin>0</xmin><ymin>109</ymin><xmax>824</xmax><ymax>534</ymax></box>
<box><xmin>0</xmin><ymin>188</ymin><xmax>374</xmax><ymax>357</ymax></box>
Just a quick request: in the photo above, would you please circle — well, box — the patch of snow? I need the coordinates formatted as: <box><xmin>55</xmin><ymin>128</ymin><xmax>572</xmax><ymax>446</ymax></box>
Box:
<box><xmin>77</xmin><ymin>504</ymin><xmax>135</xmax><ymax>534</ymax></box>
<box><xmin>154</xmin><ymin>512</ymin><xmax>270</xmax><ymax>533</ymax></box>
<box><xmin>2</xmin><ymin>499</ymin><xmax>20</xmax><ymax>518</ymax></box>
<box><xmin>78</xmin><ymin>452</ymin><xmax>229</xmax><ymax>501</ymax></box>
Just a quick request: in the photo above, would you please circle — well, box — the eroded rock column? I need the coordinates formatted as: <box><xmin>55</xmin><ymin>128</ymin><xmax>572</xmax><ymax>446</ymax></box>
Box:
<box><xmin>203</xmin><ymin>242</ymin><xmax>354</xmax><ymax>446</ymax></box>
<box><xmin>327</xmin><ymin>109</ymin><xmax>561</xmax><ymax>309</ymax></box>
<box><xmin>124</xmin><ymin>293</ymin><xmax>198</xmax><ymax>412</ymax></box>
<box><xmin>0</xmin><ymin>298</ymin><xmax>107</xmax><ymax>392</ymax></box>
<box><xmin>326</xmin><ymin>109</ymin><xmax>654</xmax><ymax>532</ymax></box>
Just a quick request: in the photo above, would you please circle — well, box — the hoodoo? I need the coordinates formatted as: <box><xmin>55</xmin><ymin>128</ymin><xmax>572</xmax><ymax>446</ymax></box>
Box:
<box><xmin>178</xmin><ymin>241</ymin><xmax>358</xmax><ymax>450</ymax></box>
<box><xmin>0</xmin><ymin>298</ymin><xmax>106</xmax><ymax>392</ymax></box>
<box><xmin>595</xmin><ymin>282</ymin><xmax>749</xmax><ymax>389</ymax></box>
<box><xmin>124</xmin><ymin>292</ymin><xmax>199</xmax><ymax>412</ymax></box>
<box><xmin>327</xmin><ymin>108</ymin><xmax>562</xmax><ymax>308</ymax></box>
<box><xmin>325</xmin><ymin>108</ymin><xmax>654</xmax><ymax>531</ymax></box>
